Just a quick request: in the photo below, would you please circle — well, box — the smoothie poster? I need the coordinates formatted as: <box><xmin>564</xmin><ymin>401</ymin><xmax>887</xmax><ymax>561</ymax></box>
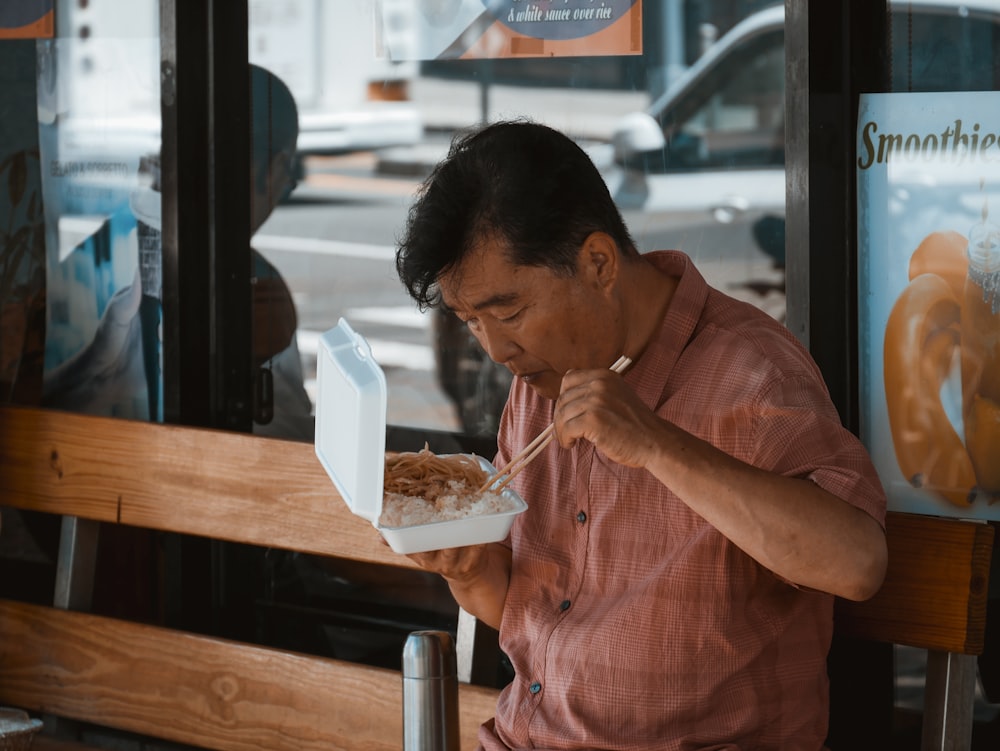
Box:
<box><xmin>858</xmin><ymin>92</ymin><xmax>1000</xmax><ymax>520</ymax></box>
<box><xmin>379</xmin><ymin>0</ymin><xmax>642</xmax><ymax>61</ymax></box>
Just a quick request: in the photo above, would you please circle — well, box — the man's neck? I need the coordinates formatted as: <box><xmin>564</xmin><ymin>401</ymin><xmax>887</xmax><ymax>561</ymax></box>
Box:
<box><xmin>622</xmin><ymin>259</ymin><xmax>679</xmax><ymax>363</ymax></box>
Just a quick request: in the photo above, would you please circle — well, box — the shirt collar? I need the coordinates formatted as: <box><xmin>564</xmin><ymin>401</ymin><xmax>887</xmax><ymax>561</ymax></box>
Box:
<box><xmin>624</xmin><ymin>250</ymin><xmax>709</xmax><ymax>410</ymax></box>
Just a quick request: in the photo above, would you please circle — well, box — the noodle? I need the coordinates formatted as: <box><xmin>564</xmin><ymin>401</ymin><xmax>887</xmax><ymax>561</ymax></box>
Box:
<box><xmin>380</xmin><ymin>445</ymin><xmax>522</xmax><ymax>529</ymax></box>
<box><xmin>383</xmin><ymin>444</ymin><xmax>490</xmax><ymax>504</ymax></box>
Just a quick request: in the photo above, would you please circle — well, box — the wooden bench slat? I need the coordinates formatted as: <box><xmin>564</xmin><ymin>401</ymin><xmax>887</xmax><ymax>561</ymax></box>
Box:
<box><xmin>0</xmin><ymin>407</ymin><xmax>119</xmax><ymax>523</ymax></box>
<box><xmin>0</xmin><ymin>405</ymin><xmax>414</xmax><ymax>569</ymax></box>
<box><xmin>835</xmin><ymin>512</ymin><xmax>993</xmax><ymax>654</ymax></box>
<box><xmin>0</xmin><ymin>599</ymin><xmax>499</xmax><ymax>751</ymax></box>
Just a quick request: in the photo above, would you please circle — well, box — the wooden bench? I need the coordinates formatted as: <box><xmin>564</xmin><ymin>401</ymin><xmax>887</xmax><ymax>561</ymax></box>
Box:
<box><xmin>0</xmin><ymin>405</ymin><xmax>501</xmax><ymax>751</ymax></box>
<box><xmin>0</xmin><ymin>404</ymin><xmax>993</xmax><ymax>750</ymax></box>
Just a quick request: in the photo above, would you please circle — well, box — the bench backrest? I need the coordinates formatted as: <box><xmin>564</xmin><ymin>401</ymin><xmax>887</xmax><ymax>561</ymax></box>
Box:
<box><xmin>835</xmin><ymin>511</ymin><xmax>992</xmax><ymax>655</ymax></box>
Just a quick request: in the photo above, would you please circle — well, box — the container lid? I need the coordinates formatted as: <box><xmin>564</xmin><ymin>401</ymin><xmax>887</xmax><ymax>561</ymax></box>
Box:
<box><xmin>314</xmin><ymin>318</ymin><xmax>387</xmax><ymax>523</ymax></box>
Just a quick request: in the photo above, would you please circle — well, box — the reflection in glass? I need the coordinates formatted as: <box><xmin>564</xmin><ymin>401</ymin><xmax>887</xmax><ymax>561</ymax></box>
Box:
<box><xmin>36</xmin><ymin>5</ymin><xmax>162</xmax><ymax>420</ymax></box>
<box><xmin>254</xmin><ymin>3</ymin><xmax>794</xmax><ymax>439</ymax></box>
<box><xmin>248</xmin><ymin>63</ymin><xmax>314</xmax><ymax>441</ymax></box>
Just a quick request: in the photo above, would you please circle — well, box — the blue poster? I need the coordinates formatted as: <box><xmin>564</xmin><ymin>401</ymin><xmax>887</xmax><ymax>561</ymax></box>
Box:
<box><xmin>36</xmin><ymin>36</ymin><xmax>163</xmax><ymax>420</ymax></box>
<box><xmin>858</xmin><ymin>92</ymin><xmax>1000</xmax><ymax>519</ymax></box>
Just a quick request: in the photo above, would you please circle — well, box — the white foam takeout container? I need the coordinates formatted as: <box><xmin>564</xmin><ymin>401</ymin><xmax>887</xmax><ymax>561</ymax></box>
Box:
<box><xmin>313</xmin><ymin>318</ymin><xmax>527</xmax><ymax>555</ymax></box>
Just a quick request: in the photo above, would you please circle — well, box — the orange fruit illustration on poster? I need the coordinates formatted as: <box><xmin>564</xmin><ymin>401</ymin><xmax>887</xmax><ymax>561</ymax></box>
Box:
<box><xmin>884</xmin><ymin>214</ymin><xmax>1000</xmax><ymax>508</ymax></box>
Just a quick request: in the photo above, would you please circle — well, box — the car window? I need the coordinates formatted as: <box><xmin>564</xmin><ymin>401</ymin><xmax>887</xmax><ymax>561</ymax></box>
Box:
<box><xmin>640</xmin><ymin>28</ymin><xmax>784</xmax><ymax>173</ymax></box>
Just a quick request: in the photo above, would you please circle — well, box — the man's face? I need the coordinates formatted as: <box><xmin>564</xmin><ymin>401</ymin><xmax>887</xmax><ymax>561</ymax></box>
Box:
<box><xmin>439</xmin><ymin>235</ymin><xmax>622</xmax><ymax>401</ymax></box>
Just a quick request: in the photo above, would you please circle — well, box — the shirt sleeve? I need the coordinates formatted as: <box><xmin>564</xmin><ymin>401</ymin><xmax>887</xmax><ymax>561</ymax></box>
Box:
<box><xmin>751</xmin><ymin>375</ymin><xmax>888</xmax><ymax>528</ymax></box>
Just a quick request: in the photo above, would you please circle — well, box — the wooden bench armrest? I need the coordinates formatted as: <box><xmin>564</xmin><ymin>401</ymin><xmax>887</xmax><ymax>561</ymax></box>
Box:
<box><xmin>835</xmin><ymin>511</ymin><xmax>993</xmax><ymax>654</ymax></box>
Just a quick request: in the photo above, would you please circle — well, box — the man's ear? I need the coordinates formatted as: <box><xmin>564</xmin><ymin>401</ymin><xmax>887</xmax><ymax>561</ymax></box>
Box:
<box><xmin>579</xmin><ymin>231</ymin><xmax>620</xmax><ymax>293</ymax></box>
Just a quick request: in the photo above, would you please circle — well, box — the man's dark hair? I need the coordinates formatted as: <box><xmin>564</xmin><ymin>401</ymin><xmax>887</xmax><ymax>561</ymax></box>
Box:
<box><xmin>396</xmin><ymin>119</ymin><xmax>638</xmax><ymax>308</ymax></box>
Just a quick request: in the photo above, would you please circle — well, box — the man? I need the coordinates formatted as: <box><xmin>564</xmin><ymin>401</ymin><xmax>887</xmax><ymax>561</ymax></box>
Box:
<box><xmin>395</xmin><ymin>120</ymin><xmax>887</xmax><ymax>750</ymax></box>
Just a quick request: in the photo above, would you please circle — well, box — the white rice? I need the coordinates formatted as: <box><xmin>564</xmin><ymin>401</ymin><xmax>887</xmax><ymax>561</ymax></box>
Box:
<box><xmin>379</xmin><ymin>479</ymin><xmax>521</xmax><ymax>528</ymax></box>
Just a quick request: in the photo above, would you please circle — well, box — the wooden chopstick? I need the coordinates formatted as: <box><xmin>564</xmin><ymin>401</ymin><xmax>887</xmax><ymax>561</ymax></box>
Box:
<box><xmin>480</xmin><ymin>355</ymin><xmax>632</xmax><ymax>494</ymax></box>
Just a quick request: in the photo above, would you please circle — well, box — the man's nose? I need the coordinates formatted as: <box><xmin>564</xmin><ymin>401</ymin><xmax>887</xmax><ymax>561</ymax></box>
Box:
<box><xmin>476</xmin><ymin>323</ymin><xmax>520</xmax><ymax>364</ymax></box>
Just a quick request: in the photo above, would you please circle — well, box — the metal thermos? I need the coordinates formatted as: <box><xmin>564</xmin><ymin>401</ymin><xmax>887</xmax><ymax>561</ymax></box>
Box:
<box><xmin>402</xmin><ymin>630</ymin><xmax>460</xmax><ymax>750</ymax></box>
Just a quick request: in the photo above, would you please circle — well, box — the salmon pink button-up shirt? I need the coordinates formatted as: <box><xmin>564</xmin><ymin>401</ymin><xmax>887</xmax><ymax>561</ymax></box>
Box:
<box><xmin>479</xmin><ymin>251</ymin><xmax>887</xmax><ymax>751</ymax></box>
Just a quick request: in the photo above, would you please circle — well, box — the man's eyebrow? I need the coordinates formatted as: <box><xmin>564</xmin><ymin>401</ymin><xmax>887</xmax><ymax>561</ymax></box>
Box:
<box><xmin>470</xmin><ymin>291</ymin><xmax>520</xmax><ymax>311</ymax></box>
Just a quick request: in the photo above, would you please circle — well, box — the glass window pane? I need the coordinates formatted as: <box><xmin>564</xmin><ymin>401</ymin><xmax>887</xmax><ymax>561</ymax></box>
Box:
<box><xmin>2</xmin><ymin>2</ymin><xmax>164</xmax><ymax>420</ymax></box>
<box><xmin>251</xmin><ymin>1</ymin><xmax>790</xmax><ymax>441</ymax></box>
<box><xmin>889</xmin><ymin>4</ymin><xmax>1000</xmax><ymax>92</ymax></box>
<box><xmin>0</xmin><ymin>38</ymin><xmax>47</xmax><ymax>405</ymax></box>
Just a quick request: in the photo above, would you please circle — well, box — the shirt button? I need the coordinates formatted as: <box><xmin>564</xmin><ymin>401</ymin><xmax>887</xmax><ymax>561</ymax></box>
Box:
<box><xmin>529</xmin><ymin>682</ymin><xmax>542</xmax><ymax>694</ymax></box>
<box><xmin>560</xmin><ymin>599</ymin><xmax>571</xmax><ymax>612</ymax></box>
<box><xmin>576</xmin><ymin>511</ymin><xmax>587</xmax><ymax>523</ymax></box>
